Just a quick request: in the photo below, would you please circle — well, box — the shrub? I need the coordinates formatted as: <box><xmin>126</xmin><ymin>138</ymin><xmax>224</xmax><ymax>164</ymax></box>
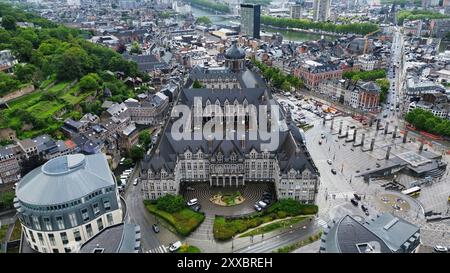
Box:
<box><xmin>156</xmin><ymin>194</ymin><xmax>186</xmax><ymax>213</ymax></box>
<box><xmin>277</xmin><ymin>211</ymin><xmax>287</xmax><ymax>219</ymax></box>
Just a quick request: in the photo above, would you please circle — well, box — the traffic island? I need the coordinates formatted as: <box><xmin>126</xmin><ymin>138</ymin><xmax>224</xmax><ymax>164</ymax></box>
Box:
<box><xmin>210</xmin><ymin>191</ymin><xmax>245</xmax><ymax>207</ymax></box>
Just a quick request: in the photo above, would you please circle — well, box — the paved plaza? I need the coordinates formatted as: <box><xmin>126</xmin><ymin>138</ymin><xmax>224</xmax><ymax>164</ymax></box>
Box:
<box><xmin>305</xmin><ymin>113</ymin><xmax>450</xmax><ymax>250</ymax></box>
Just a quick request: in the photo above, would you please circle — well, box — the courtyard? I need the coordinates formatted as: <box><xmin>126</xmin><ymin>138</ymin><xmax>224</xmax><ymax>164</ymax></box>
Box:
<box><xmin>182</xmin><ymin>182</ymin><xmax>274</xmax><ymax>216</ymax></box>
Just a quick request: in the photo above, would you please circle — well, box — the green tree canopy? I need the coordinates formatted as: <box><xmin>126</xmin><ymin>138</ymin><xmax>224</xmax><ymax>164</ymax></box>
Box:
<box><xmin>56</xmin><ymin>46</ymin><xmax>94</xmax><ymax>81</ymax></box>
<box><xmin>79</xmin><ymin>73</ymin><xmax>101</xmax><ymax>92</ymax></box>
<box><xmin>139</xmin><ymin>130</ymin><xmax>152</xmax><ymax>150</ymax></box>
<box><xmin>192</xmin><ymin>80</ymin><xmax>204</xmax><ymax>88</ymax></box>
<box><xmin>14</xmin><ymin>63</ymin><xmax>37</xmax><ymax>83</ymax></box>
<box><xmin>1</xmin><ymin>15</ymin><xmax>17</xmax><ymax>31</ymax></box>
<box><xmin>129</xmin><ymin>145</ymin><xmax>145</xmax><ymax>162</ymax></box>
<box><xmin>130</xmin><ymin>41</ymin><xmax>142</xmax><ymax>54</ymax></box>
<box><xmin>156</xmin><ymin>194</ymin><xmax>187</xmax><ymax>213</ymax></box>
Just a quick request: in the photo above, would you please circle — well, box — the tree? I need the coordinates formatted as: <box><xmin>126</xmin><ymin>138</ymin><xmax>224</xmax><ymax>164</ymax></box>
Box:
<box><xmin>0</xmin><ymin>191</ymin><xmax>15</xmax><ymax>209</ymax></box>
<box><xmin>56</xmin><ymin>47</ymin><xmax>94</xmax><ymax>81</ymax></box>
<box><xmin>116</xmin><ymin>43</ymin><xmax>127</xmax><ymax>54</ymax></box>
<box><xmin>130</xmin><ymin>41</ymin><xmax>142</xmax><ymax>54</ymax></box>
<box><xmin>20</xmin><ymin>154</ymin><xmax>47</xmax><ymax>177</ymax></box>
<box><xmin>1</xmin><ymin>15</ymin><xmax>17</xmax><ymax>31</ymax></box>
<box><xmin>14</xmin><ymin>63</ymin><xmax>37</xmax><ymax>83</ymax></box>
<box><xmin>197</xmin><ymin>16</ymin><xmax>212</xmax><ymax>25</ymax></box>
<box><xmin>129</xmin><ymin>145</ymin><xmax>145</xmax><ymax>162</ymax></box>
<box><xmin>0</xmin><ymin>29</ymin><xmax>12</xmax><ymax>44</ymax></box>
<box><xmin>11</xmin><ymin>37</ymin><xmax>33</xmax><ymax>62</ymax></box>
<box><xmin>79</xmin><ymin>73</ymin><xmax>100</xmax><ymax>92</ymax></box>
<box><xmin>156</xmin><ymin>194</ymin><xmax>186</xmax><ymax>213</ymax></box>
<box><xmin>139</xmin><ymin>130</ymin><xmax>152</xmax><ymax>150</ymax></box>
<box><xmin>0</xmin><ymin>72</ymin><xmax>20</xmax><ymax>96</ymax></box>
<box><xmin>192</xmin><ymin>80</ymin><xmax>203</xmax><ymax>88</ymax></box>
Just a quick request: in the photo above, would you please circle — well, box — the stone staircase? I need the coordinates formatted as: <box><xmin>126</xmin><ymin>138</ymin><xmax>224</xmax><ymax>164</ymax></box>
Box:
<box><xmin>189</xmin><ymin>214</ymin><xmax>214</xmax><ymax>241</ymax></box>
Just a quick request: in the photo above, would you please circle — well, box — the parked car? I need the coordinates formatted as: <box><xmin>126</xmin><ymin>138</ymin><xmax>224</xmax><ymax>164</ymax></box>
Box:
<box><xmin>192</xmin><ymin>204</ymin><xmax>201</xmax><ymax>212</ymax></box>
<box><xmin>187</xmin><ymin>198</ymin><xmax>198</xmax><ymax>206</ymax></box>
<box><xmin>327</xmin><ymin>159</ymin><xmax>332</xmax><ymax>165</ymax></box>
<box><xmin>433</xmin><ymin>245</ymin><xmax>448</xmax><ymax>253</ymax></box>
<box><xmin>350</xmin><ymin>198</ymin><xmax>358</xmax><ymax>206</ymax></box>
<box><xmin>361</xmin><ymin>205</ymin><xmax>368</xmax><ymax>211</ymax></box>
<box><xmin>321</xmin><ymin>133</ymin><xmax>326</xmax><ymax>139</ymax></box>
<box><xmin>120</xmin><ymin>179</ymin><xmax>127</xmax><ymax>185</ymax></box>
<box><xmin>354</xmin><ymin>193</ymin><xmax>361</xmax><ymax>200</ymax></box>
<box><xmin>257</xmin><ymin>201</ymin><xmax>267</xmax><ymax>208</ymax></box>
<box><xmin>262</xmin><ymin>191</ymin><xmax>272</xmax><ymax>197</ymax></box>
<box><xmin>262</xmin><ymin>198</ymin><xmax>271</xmax><ymax>205</ymax></box>
<box><xmin>318</xmin><ymin>140</ymin><xmax>323</xmax><ymax>145</ymax></box>
<box><xmin>133</xmin><ymin>178</ymin><xmax>138</xmax><ymax>186</ymax></box>
<box><xmin>169</xmin><ymin>241</ymin><xmax>182</xmax><ymax>252</ymax></box>
<box><xmin>331</xmin><ymin>169</ymin><xmax>337</xmax><ymax>175</ymax></box>
<box><xmin>152</xmin><ymin>224</ymin><xmax>160</xmax><ymax>233</ymax></box>
<box><xmin>254</xmin><ymin>204</ymin><xmax>262</xmax><ymax>212</ymax></box>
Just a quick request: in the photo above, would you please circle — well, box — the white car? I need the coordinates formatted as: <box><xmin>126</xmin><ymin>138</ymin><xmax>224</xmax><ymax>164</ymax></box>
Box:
<box><xmin>187</xmin><ymin>198</ymin><xmax>198</xmax><ymax>206</ymax></box>
<box><xmin>327</xmin><ymin>159</ymin><xmax>332</xmax><ymax>165</ymax></box>
<box><xmin>120</xmin><ymin>179</ymin><xmax>127</xmax><ymax>185</ymax></box>
<box><xmin>257</xmin><ymin>201</ymin><xmax>267</xmax><ymax>208</ymax></box>
<box><xmin>434</xmin><ymin>245</ymin><xmax>448</xmax><ymax>253</ymax></box>
<box><xmin>133</xmin><ymin>178</ymin><xmax>138</xmax><ymax>186</ymax></box>
<box><xmin>169</xmin><ymin>241</ymin><xmax>182</xmax><ymax>252</ymax></box>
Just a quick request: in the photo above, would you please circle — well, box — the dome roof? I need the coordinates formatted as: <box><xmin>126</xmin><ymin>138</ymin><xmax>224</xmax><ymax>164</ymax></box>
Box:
<box><xmin>225</xmin><ymin>40</ymin><xmax>245</xmax><ymax>60</ymax></box>
<box><xmin>16</xmin><ymin>153</ymin><xmax>115</xmax><ymax>206</ymax></box>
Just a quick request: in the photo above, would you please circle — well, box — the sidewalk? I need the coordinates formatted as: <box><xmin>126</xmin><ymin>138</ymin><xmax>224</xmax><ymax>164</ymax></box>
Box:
<box><xmin>186</xmin><ymin>215</ymin><xmax>317</xmax><ymax>253</ymax></box>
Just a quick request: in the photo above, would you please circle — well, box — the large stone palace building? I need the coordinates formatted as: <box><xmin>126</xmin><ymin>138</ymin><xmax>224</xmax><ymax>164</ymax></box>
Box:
<box><xmin>140</xmin><ymin>41</ymin><xmax>320</xmax><ymax>204</ymax></box>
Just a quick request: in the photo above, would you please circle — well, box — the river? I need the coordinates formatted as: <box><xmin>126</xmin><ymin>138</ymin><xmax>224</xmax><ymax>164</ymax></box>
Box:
<box><xmin>190</xmin><ymin>6</ymin><xmax>336</xmax><ymax>43</ymax></box>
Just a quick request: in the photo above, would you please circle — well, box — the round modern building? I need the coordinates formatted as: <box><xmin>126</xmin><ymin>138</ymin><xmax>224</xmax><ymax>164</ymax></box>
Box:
<box><xmin>15</xmin><ymin>153</ymin><xmax>123</xmax><ymax>253</ymax></box>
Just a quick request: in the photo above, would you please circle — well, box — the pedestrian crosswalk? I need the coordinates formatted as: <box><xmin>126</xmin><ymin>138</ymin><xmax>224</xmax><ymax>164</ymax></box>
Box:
<box><xmin>328</xmin><ymin>191</ymin><xmax>354</xmax><ymax>200</ymax></box>
<box><xmin>316</xmin><ymin>218</ymin><xmax>328</xmax><ymax>229</ymax></box>
<box><xmin>147</xmin><ymin>245</ymin><xmax>168</xmax><ymax>253</ymax></box>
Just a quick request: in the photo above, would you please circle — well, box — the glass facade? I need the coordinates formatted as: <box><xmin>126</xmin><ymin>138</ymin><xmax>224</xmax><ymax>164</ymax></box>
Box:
<box><xmin>240</xmin><ymin>4</ymin><xmax>260</xmax><ymax>39</ymax></box>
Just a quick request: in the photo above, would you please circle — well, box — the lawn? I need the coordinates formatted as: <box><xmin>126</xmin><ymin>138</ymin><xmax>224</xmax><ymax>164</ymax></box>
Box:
<box><xmin>274</xmin><ymin>231</ymin><xmax>323</xmax><ymax>253</ymax></box>
<box><xmin>26</xmin><ymin>100</ymin><xmax>65</xmax><ymax>119</ymax></box>
<box><xmin>9</xmin><ymin>220</ymin><xmax>22</xmax><ymax>241</ymax></box>
<box><xmin>47</xmin><ymin>82</ymin><xmax>70</xmax><ymax>94</ymax></box>
<box><xmin>61</xmin><ymin>85</ymin><xmax>87</xmax><ymax>105</ymax></box>
<box><xmin>239</xmin><ymin>216</ymin><xmax>309</xmax><ymax>238</ymax></box>
<box><xmin>0</xmin><ymin>225</ymin><xmax>8</xmax><ymax>242</ymax></box>
<box><xmin>214</xmin><ymin>199</ymin><xmax>318</xmax><ymax>240</ymax></box>
<box><xmin>0</xmin><ymin>81</ymin><xmax>75</xmax><ymax>139</ymax></box>
<box><xmin>177</xmin><ymin>245</ymin><xmax>201</xmax><ymax>253</ymax></box>
<box><xmin>214</xmin><ymin>214</ymin><xmax>276</xmax><ymax>241</ymax></box>
<box><xmin>144</xmin><ymin>202</ymin><xmax>205</xmax><ymax>236</ymax></box>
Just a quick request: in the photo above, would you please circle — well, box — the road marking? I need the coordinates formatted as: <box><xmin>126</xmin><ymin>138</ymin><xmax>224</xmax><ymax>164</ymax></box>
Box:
<box><xmin>148</xmin><ymin>245</ymin><xmax>168</xmax><ymax>253</ymax></box>
<box><xmin>316</xmin><ymin>218</ymin><xmax>328</xmax><ymax>229</ymax></box>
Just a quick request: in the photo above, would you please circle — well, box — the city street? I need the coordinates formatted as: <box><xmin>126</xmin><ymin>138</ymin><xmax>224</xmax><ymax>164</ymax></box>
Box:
<box><xmin>124</xmin><ymin>165</ymin><xmax>180</xmax><ymax>252</ymax></box>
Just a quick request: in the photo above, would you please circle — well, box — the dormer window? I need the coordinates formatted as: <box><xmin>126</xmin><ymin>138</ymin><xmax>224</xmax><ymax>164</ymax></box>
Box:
<box><xmin>231</xmin><ymin>153</ymin><xmax>236</xmax><ymax>162</ymax></box>
<box><xmin>217</xmin><ymin>152</ymin><xmax>223</xmax><ymax>162</ymax></box>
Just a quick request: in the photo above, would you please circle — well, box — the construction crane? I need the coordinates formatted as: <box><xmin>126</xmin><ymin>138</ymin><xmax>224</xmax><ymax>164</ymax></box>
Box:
<box><xmin>363</xmin><ymin>29</ymin><xmax>380</xmax><ymax>55</ymax></box>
